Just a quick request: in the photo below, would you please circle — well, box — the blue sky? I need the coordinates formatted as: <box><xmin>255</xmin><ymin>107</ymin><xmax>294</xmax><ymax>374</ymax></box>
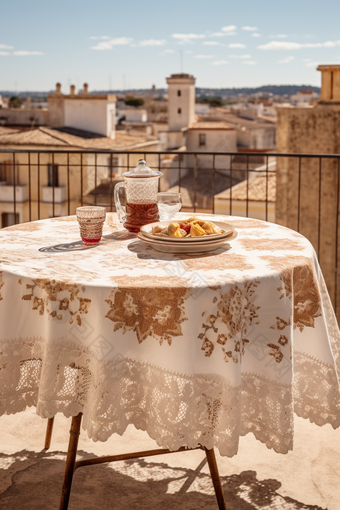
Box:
<box><xmin>1</xmin><ymin>0</ymin><xmax>340</xmax><ymax>92</ymax></box>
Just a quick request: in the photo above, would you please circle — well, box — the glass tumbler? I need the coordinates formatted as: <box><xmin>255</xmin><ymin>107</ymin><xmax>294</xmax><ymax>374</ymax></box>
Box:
<box><xmin>157</xmin><ymin>192</ymin><xmax>182</xmax><ymax>221</ymax></box>
<box><xmin>76</xmin><ymin>206</ymin><xmax>106</xmax><ymax>245</ymax></box>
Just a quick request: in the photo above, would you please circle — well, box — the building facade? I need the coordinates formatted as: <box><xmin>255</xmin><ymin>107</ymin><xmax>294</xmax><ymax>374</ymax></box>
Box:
<box><xmin>276</xmin><ymin>64</ymin><xmax>340</xmax><ymax>313</ymax></box>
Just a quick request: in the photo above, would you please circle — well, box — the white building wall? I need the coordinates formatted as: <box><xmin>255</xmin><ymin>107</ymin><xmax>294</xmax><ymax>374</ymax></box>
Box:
<box><xmin>186</xmin><ymin>129</ymin><xmax>237</xmax><ymax>169</ymax></box>
<box><xmin>64</xmin><ymin>99</ymin><xmax>116</xmax><ymax>138</ymax></box>
<box><xmin>119</xmin><ymin>109</ymin><xmax>147</xmax><ymax>122</ymax></box>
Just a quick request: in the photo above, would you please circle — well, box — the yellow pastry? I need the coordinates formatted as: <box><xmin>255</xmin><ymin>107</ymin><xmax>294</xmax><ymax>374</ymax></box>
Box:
<box><xmin>190</xmin><ymin>224</ymin><xmax>207</xmax><ymax>237</ymax></box>
<box><xmin>201</xmin><ymin>221</ymin><xmax>224</xmax><ymax>235</ymax></box>
<box><xmin>168</xmin><ymin>222</ymin><xmax>187</xmax><ymax>237</ymax></box>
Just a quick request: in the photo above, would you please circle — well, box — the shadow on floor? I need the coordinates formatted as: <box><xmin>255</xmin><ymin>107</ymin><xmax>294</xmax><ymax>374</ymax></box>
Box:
<box><xmin>0</xmin><ymin>450</ymin><xmax>325</xmax><ymax>510</ymax></box>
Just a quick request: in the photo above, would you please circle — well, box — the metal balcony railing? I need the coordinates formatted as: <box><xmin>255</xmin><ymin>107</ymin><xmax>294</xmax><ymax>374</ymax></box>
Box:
<box><xmin>0</xmin><ymin>149</ymin><xmax>340</xmax><ymax>321</ymax></box>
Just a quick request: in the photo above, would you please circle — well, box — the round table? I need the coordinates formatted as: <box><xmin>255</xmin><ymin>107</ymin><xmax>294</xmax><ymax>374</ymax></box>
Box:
<box><xmin>0</xmin><ymin>213</ymin><xmax>340</xmax><ymax>507</ymax></box>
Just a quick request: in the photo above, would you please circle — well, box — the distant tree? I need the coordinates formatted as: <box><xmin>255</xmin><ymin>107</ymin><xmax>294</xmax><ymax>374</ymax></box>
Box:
<box><xmin>9</xmin><ymin>96</ymin><xmax>24</xmax><ymax>108</ymax></box>
<box><xmin>208</xmin><ymin>98</ymin><xmax>224</xmax><ymax>107</ymax></box>
<box><xmin>196</xmin><ymin>97</ymin><xmax>225</xmax><ymax>107</ymax></box>
<box><xmin>124</xmin><ymin>97</ymin><xmax>144</xmax><ymax>107</ymax></box>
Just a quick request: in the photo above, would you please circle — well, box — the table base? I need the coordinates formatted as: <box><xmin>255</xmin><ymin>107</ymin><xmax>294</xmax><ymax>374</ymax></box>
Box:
<box><xmin>54</xmin><ymin>414</ymin><xmax>227</xmax><ymax>510</ymax></box>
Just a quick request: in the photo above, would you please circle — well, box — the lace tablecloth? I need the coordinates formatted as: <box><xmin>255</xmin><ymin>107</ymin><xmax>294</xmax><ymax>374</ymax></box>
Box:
<box><xmin>0</xmin><ymin>213</ymin><xmax>339</xmax><ymax>457</ymax></box>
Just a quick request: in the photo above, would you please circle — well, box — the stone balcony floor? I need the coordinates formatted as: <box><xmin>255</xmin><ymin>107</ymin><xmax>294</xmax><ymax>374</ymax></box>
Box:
<box><xmin>0</xmin><ymin>407</ymin><xmax>339</xmax><ymax>509</ymax></box>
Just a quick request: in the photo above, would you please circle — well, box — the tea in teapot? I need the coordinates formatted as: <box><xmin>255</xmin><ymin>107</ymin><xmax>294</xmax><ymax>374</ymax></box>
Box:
<box><xmin>114</xmin><ymin>159</ymin><xmax>162</xmax><ymax>233</ymax></box>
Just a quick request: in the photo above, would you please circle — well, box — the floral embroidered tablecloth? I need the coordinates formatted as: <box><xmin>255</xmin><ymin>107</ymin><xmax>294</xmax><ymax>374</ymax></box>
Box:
<box><xmin>0</xmin><ymin>213</ymin><xmax>339</xmax><ymax>457</ymax></box>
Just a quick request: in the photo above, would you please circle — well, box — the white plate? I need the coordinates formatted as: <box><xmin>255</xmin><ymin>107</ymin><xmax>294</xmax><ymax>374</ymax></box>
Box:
<box><xmin>137</xmin><ymin>230</ymin><xmax>238</xmax><ymax>254</ymax></box>
<box><xmin>140</xmin><ymin>220</ymin><xmax>234</xmax><ymax>242</ymax></box>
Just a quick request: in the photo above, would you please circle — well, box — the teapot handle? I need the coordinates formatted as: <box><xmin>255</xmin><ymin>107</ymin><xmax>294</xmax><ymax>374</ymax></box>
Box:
<box><xmin>114</xmin><ymin>182</ymin><xmax>126</xmax><ymax>223</ymax></box>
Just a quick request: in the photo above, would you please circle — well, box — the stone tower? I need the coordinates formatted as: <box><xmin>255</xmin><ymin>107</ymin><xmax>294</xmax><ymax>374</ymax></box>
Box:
<box><xmin>276</xmin><ymin>65</ymin><xmax>340</xmax><ymax>314</ymax></box>
<box><xmin>318</xmin><ymin>64</ymin><xmax>340</xmax><ymax>102</ymax></box>
<box><xmin>166</xmin><ymin>73</ymin><xmax>196</xmax><ymax>132</ymax></box>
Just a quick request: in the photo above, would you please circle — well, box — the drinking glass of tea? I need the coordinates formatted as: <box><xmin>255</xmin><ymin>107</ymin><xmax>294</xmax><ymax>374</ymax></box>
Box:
<box><xmin>157</xmin><ymin>192</ymin><xmax>182</xmax><ymax>221</ymax></box>
<box><xmin>114</xmin><ymin>159</ymin><xmax>162</xmax><ymax>233</ymax></box>
<box><xmin>76</xmin><ymin>206</ymin><xmax>106</xmax><ymax>246</ymax></box>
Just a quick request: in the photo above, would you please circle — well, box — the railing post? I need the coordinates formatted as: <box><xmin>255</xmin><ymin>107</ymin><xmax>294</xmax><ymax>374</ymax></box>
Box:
<box><xmin>94</xmin><ymin>153</ymin><xmax>97</xmax><ymax>206</ymax></box>
<box><xmin>229</xmin><ymin>154</ymin><xmax>232</xmax><ymax>216</ymax></box>
<box><xmin>212</xmin><ymin>154</ymin><xmax>215</xmax><ymax>214</ymax></box>
<box><xmin>335</xmin><ymin>157</ymin><xmax>340</xmax><ymax>318</ymax></box>
<box><xmin>297</xmin><ymin>157</ymin><xmax>302</xmax><ymax>233</ymax></box>
<box><xmin>80</xmin><ymin>153</ymin><xmax>83</xmax><ymax>207</ymax></box>
<box><xmin>28</xmin><ymin>152</ymin><xmax>32</xmax><ymax>222</ymax></box>
<box><xmin>52</xmin><ymin>152</ymin><xmax>55</xmax><ymax>218</ymax></box>
<box><xmin>110</xmin><ymin>153</ymin><xmax>113</xmax><ymax>212</ymax></box>
<box><xmin>12</xmin><ymin>152</ymin><xmax>17</xmax><ymax>223</ymax></box>
<box><xmin>246</xmin><ymin>154</ymin><xmax>249</xmax><ymax>218</ymax></box>
<box><xmin>265</xmin><ymin>154</ymin><xmax>269</xmax><ymax>222</ymax></box>
<box><xmin>318</xmin><ymin>157</ymin><xmax>322</xmax><ymax>260</ymax></box>
<box><xmin>193</xmin><ymin>154</ymin><xmax>197</xmax><ymax>213</ymax></box>
<box><xmin>37</xmin><ymin>152</ymin><xmax>41</xmax><ymax>220</ymax></box>
<box><xmin>67</xmin><ymin>152</ymin><xmax>70</xmax><ymax>216</ymax></box>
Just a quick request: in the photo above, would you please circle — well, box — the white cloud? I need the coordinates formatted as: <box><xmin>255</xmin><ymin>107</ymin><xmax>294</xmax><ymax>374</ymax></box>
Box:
<box><xmin>304</xmin><ymin>61</ymin><xmax>320</xmax><ymax>67</ymax></box>
<box><xmin>303</xmin><ymin>58</ymin><xmax>312</xmax><ymax>62</ymax></box>
<box><xmin>269</xmin><ymin>34</ymin><xmax>288</xmax><ymax>38</ymax></box>
<box><xmin>203</xmin><ymin>41</ymin><xmax>223</xmax><ymax>46</ymax></box>
<box><xmin>222</xmin><ymin>25</ymin><xmax>237</xmax><ymax>32</ymax></box>
<box><xmin>172</xmin><ymin>33</ymin><xmax>206</xmax><ymax>44</ymax></box>
<box><xmin>252</xmin><ymin>33</ymin><xmax>261</xmax><ymax>37</ymax></box>
<box><xmin>164</xmin><ymin>49</ymin><xmax>176</xmax><ymax>53</ymax></box>
<box><xmin>91</xmin><ymin>41</ymin><xmax>112</xmax><ymax>50</ymax></box>
<box><xmin>228</xmin><ymin>43</ymin><xmax>246</xmax><ymax>48</ymax></box>
<box><xmin>91</xmin><ymin>37</ymin><xmax>133</xmax><ymax>50</ymax></box>
<box><xmin>278</xmin><ymin>56</ymin><xmax>295</xmax><ymax>63</ymax></box>
<box><xmin>210</xmin><ymin>31</ymin><xmax>236</xmax><ymax>37</ymax></box>
<box><xmin>243</xmin><ymin>60</ymin><xmax>257</xmax><ymax>65</ymax></box>
<box><xmin>242</xmin><ymin>26</ymin><xmax>257</xmax><ymax>31</ymax></box>
<box><xmin>139</xmin><ymin>39</ymin><xmax>166</xmax><ymax>46</ymax></box>
<box><xmin>0</xmin><ymin>44</ymin><xmax>14</xmax><ymax>49</ymax></box>
<box><xmin>0</xmin><ymin>51</ymin><xmax>10</xmax><ymax>56</ymax></box>
<box><xmin>185</xmin><ymin>50</ymin><xmax>194</xmax><ymax>54</ymax></box>
<box><xmin>212</xmin><ymin>60</ymin><xmax>228</xmax><ymax>65</ymax></box>
<box><xmin>90</xmin><ymin>36</ymin><xmax>110</xmax><ymax>40</ymax></box>
<box><xmin>13</xmin><ymin>51</ymin><xmax>44</xmax><ymax>56</ymax></box>
<box><xmin>230</xmin><ymin>54</ymin><xmax>251</xmax><ymax>59</ymax></box>
<box><xmin>195</xmin><ymin>54</ymin><xmax>214</xmax><ymax>59</ymax></box>
<box><xmin>258</xmin><ymin>39</ymin><xmax>340</xmax><ymax>50</ymax></box>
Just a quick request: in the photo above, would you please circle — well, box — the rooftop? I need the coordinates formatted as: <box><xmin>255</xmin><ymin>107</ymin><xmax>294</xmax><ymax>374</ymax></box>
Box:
<box><xmin>189</xmin><ymin>121</ymin><xmax>234</xmax><ymax>131</ymax></box>
<box><xmin>215</xmin><ymin>169</ymin><xmax>276</xmax><ymax>203</ymax></box>
<box><xmin>0</xmin><ymin>126</ymin><xmax>159</xmax><ymax>150</ymax></box>
<box><xmin>198</xmin><ymin>113</ymin><xmax>276</xmax><ymax>130</ymax></box>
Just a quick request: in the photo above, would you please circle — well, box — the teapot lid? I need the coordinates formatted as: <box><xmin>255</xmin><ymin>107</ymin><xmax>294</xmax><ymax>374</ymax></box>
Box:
<box><xmin>123</xmin><ymin>159</ymin><xmax>162</xmax><ymax>178</ymax></box>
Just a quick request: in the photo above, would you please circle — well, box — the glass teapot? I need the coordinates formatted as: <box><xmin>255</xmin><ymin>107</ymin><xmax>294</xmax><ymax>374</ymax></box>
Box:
<box><xmin>114</xmin><ymin>159</ymin><xmax>162</xmax><ymax>233</ymax></box>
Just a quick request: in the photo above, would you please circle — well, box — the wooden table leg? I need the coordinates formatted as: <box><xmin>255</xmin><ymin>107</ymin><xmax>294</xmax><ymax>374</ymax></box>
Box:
<box><xmin>44</xmin><ymin>417</ymin><xmax>55</xmax><ymax>450</ymax></box>
<box><xmin>204</xmin><ymin>447</ymin><xmax>227</xmax><ymax>510</ymax></box>
<box><xmin>59</xmin><ymin>413</ymin><xmax>82</xmax><ymax>510</ymax></box>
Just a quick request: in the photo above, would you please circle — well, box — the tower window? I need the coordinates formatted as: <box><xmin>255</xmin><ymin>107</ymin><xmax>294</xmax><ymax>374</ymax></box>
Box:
<box><xmin>178</xmin><ymin>108</ymin><xmax>181</xmax><ymax>114</ymax></box>
<box><xmin>199</xmin><ymin>133</ymin><xmax>206</xmax><ymax>146</ymax></box>
<box><xmin>177</xmin><ymin>90</ymin><xmax>181</xmax><ymax>97</ymax></box>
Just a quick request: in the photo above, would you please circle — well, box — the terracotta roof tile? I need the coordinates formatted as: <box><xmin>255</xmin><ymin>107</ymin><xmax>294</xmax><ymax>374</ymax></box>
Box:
<box><xmin>189</xmin><ymin>121</ymin><xmax>234</xmax><ymax>130</ymax></box>
<box><xmin>0</xmin><ymin>126</ymin><xmax>158</xmax><ymax>150</ymax></box>
<box><xmin>215</xmin><ymin>171</ymin><xmax>276</xmax><ymax>202</ymax></box>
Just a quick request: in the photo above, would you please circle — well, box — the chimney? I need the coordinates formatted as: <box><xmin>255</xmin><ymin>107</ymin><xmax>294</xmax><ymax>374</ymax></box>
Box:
<box><xmin>83</xmin><ymin>83</ymin><xmax>88</xmax><ymax>95</ymax></box>
<box><xmin>56</xmin><ymin>83</ymin><xmax>61</xmax><ymax>95</ymax></box>
<box><xmin>317</xmin><ymin>65</ymin><xmax>340</xmax><ymax>102</ymax></box>
<box><xmin>70</xmin><ymin>85</ymin><xmax>76</xmax><ymax>96</ymax></box>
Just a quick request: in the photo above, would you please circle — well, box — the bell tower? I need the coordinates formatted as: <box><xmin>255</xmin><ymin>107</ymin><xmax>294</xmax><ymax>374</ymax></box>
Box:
<box><xmin>317</xmin><ymin>64</ymin><xmax>340</xmax><ymax>102</ymax></box>
<box><xmin>166</xmin><ymin>73</ymin><xmax>196</xmax><ymax>131</ymax></box>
